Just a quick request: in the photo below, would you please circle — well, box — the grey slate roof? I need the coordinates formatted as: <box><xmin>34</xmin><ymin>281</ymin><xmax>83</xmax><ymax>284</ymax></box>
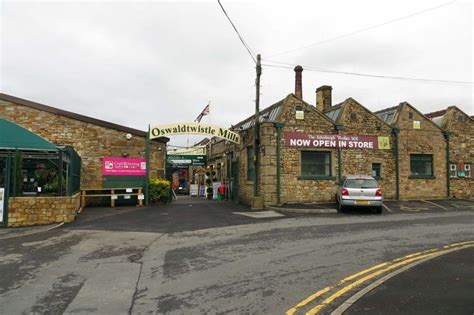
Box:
<box><xmin>232</xmin><ymin>99</ymin><xmax>284</xmax><ymax>131</ymax></box>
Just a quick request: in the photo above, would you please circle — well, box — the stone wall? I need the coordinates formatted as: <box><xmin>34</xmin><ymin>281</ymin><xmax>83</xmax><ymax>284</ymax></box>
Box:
<box><xmin>337</xmin><ymin>99</ymin><xmax>396</xmax><ymax>199</ymax></box>
<box><xmin>0</xmin><ymin>100</ymin><xmax>166</xmax><ymax>189</ymax></box>
<box><xmin>278</xmin><ymin>95</ymin><xmax>337</xmax><ymax>204</ymax></box>
<box><xmin>443</xmin><ymin>107</ymin><xmax>473</xmax><ymax>198</ymax></box>
<box><xmin>397</xmin><ymin>103</ymin><xmax>447</xmax><ymax>199</ymax></box>
<box><xmin>8</xmin><ymin>193</ymin><xmax>80</xmax><ymax>227</ymax></box>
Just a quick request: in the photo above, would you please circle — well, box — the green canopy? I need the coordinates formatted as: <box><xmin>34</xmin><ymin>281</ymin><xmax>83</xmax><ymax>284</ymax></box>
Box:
<box><xmin>0</xmin><ymin>117</ymin><xmax>57</xmax><ymax>151</ymax></box>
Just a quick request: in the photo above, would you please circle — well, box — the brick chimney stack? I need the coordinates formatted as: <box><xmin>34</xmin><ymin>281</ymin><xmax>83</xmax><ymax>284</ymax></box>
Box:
<box><xmin>316</xmin><ymin>85</ymin><xmax>332</xmax><ymax>112</ymax></box>
<box><xmin>294</xmin><ymin>65</ymin><xmax>303</xmax><ymax>99</ymax></box>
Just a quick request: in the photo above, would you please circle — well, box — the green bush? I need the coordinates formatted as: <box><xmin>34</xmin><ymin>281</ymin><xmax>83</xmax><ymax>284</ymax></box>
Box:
<box><xmin>150</xmin><ymin>178</ymin><xmax>172</xmax><ymax>203</ymax></box>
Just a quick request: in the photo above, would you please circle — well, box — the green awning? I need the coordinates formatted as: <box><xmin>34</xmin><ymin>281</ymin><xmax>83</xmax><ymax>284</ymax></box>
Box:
<box><xmin>0</xmin><ymin>117</ymin><xmax>57</xmax><ymax>151</ymax></box>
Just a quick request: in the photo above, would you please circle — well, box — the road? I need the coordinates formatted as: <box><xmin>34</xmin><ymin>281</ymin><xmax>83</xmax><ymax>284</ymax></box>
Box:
<box><xmin>0</xmin><ymin>197</ymin><xmax>473</xmax><ymax>314</ymax></box>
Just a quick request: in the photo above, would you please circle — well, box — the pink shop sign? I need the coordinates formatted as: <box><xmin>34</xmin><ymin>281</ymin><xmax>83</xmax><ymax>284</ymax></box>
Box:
<box><xmin>102</xmin><ymin>157</ymin><xmax>146</xmax><ymax>176</ymax></box>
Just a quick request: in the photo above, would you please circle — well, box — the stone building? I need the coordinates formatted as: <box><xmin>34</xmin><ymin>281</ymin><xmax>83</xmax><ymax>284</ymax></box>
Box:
<box><xmin>376</xmin><ymin>103</ymin><xmax>448</xmax><ymax>199</ymax></box>
<box><xmin>426</xmin><ymin>106</ymin><xmax>473</xmax><ymax>198</ymax></box>
<box><xmin>208</xmin><ymin>66</ymin><xmax>469</xmax><ymax>207</ymax></box>
<box><xmin>0</xmin><ymin>93</ymin><xmax>168</xmax><ymax>226</ymax></box>
<box><xmin>323</xmin><ymin>97</ymin><xmax>396</xmax><ymax>199</ymax></box>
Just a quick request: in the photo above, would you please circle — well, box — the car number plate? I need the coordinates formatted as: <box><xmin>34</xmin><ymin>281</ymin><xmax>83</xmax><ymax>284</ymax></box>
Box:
<box><xmin>354</xmin><ymin>200</ymin><xmax>370</xmax><ymax>205</ymax></box>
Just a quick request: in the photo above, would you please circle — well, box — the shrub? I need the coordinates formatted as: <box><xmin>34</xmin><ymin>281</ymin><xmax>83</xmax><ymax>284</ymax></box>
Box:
<box><xmin>150</xmin><ymin>178</ymin><xmax>172</xmax><ymax>203</ymax></box>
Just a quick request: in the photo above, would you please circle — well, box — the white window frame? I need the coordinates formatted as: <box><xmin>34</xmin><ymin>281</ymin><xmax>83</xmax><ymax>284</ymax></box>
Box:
<box><xmin>465</xmin><ymin>164</ymin><xmax>471</xmax><ymax>178</ymax></box>
<box><xmin>449</xmin><ymin>163</ymin><xmax>457</xmax><ymax>178</ymax></box>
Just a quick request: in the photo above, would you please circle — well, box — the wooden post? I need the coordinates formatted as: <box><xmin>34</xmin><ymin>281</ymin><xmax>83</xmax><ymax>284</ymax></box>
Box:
<box><xmin>138</xmin><ymin>188</ymin><xmax>143</xmax><ymax>207</ymax></box>
<box><xmin>111</xmin><ymin>189</ymin><xmax>115</xmax><ymax>207</ymax></box>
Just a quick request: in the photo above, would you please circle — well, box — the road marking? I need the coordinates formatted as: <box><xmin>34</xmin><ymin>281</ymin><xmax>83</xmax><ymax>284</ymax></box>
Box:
<box><xmin>287</xmin><ymin>240</ymin><xmax>474</xmax><ymax>315</ymax></box>
<box><xmin>286</xmin><ymin>287</ymin><xmax>332</xmax><ymax>315</ymax></box>
<box><xmin>339</xmin><ymin>262</ymin><xmax>389</xmax><ymax>283</ymax></box>
<box><xmin>331</xmin><ymin>244</ymin><xmax>474</xmax><ymax>315</ymax></box>
<box><xmin>444</xmin><ymin>240</ymin><xmax>474</xmax><ymax>248</ymax></box>
<box><xmin>392</xmin><ymin>248</ymin><xmax>438</xmax><ymax>262</ymax></box>
<box><xmin>382</xmin><ymin>203</ymin><xmax>392</xmax><ymax>212</ymax></box>
<box><xmin>399</xmin><ymin>205</ymin><xmax>430</xmax><ymax>212</ymax></box>
<box><xmin>421</xmin><ymin>200</ymin><xmax>450</xmax><ymax>211</ymax></box>
<box><xmin>305</xmin><ymin>252</ymin><xmax>439</xmax><ymax>315</ymax></box>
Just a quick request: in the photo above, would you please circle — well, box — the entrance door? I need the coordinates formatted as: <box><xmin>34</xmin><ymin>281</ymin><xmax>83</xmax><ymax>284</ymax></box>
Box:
<box><xmin>231</xmin><ymin>159</ymin><xmax>239</xmax><ymax>203</ymax></box>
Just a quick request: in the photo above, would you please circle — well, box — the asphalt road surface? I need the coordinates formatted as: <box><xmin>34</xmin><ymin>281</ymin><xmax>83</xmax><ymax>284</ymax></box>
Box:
<box><xmin>0</xmin><ymin>197</ymin><xmax>473</xmax><ymax>314</ymax></box>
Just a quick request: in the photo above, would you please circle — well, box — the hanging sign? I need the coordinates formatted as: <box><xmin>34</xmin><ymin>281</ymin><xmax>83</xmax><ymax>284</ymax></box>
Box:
<box><xmin>167</xmin><ymin>155</ymin><xmax>207</xmax><ymax>167</ymax></box>
<box><xmin>150</xmin><ymin>123</ymin><xmax>240</xmax><ymax>144</ymax></box>
<box><xmin>284</xmin><ymin>132</ymin><xmax>390</xmax><ymax>149</ymax></box>
<box><xmin>0</xmin><ymin>188</ymin><xmax>4</xmax><ymax>223</ymax></box>
<box><xmin>102</xmin><ymin>157</ymin><xmax>146</xmax><ymax>176</ymax></box>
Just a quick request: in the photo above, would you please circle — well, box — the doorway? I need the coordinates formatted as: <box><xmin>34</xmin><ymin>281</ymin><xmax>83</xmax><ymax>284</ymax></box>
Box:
<box><xmin>0</xmin><ymin>156</ymin><xmax>12</xmax><ymax>225</ymax></box>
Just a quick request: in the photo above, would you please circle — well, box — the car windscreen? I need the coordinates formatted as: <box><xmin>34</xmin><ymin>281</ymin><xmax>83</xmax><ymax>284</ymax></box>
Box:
<box><xmin>344</xmin><ymin>179</ymin><xmax>378</xmax><ymax>188</ymax></box>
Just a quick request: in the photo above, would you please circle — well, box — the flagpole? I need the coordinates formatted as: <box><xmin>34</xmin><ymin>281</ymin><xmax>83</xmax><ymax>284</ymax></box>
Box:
<box><xmin>208</xmin><ymin>100</ymin><xmax>212</xmax><ymax>171</ymax></box>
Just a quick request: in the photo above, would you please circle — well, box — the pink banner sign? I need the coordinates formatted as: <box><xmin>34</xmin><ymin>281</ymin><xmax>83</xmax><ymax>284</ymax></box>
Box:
<box><xmin>102</xmin><ymin>157</ymin><xmax>146</xmax><ymax>176</ymax></box>
<box><xmin>284</xmin><ymin>132</ymin><xmax>379</xmax><ymax>149</ymax></box>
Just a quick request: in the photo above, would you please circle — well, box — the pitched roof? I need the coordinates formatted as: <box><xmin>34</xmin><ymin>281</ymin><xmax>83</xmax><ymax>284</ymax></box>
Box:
<box><xmin>232</xmin><ymin>99</ymin><xmax>285</xmax><ymax>131</ymax></box>
<box><xmin>0</xmin><ymin>117</ymin><xmax>57</xmax><ymax>151</ymax></box>
<box><xmin>0</xmin><ymin>93</ymin><xmax>169</xmax><ymax>143</ymax></box>
<box><xmin>424</xmin><ymin>109</ymin><xmax>447</xmax><ymax>118</ymax></box>
<box><xmin>374</xmin><ymin>105</ymin><xmax>400</xmax><ymax>125</ymax></box>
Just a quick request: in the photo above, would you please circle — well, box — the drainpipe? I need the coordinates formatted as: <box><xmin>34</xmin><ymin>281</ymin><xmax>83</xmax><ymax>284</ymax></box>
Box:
<box><xmin>335</xmin><ymin>124</ymin><xmax>344</xmax><ymax>182</ymax></box>
<box><xmin>274</xmin><ymin>122</ymin><xmax>284</xmax><ymax>205</ymax></box>
<box><xmin>58</xmin><ymin>149</ymin><xmax>63</xmax><ymax>196</ymax></box>
<box><xmin>444</xmin><ymin>131</ymin><xmax>450</xmax><ymax>198</ymax></box>
<box><xmin>337</xmin><ymin>149</ymin><xmax>342</xmax><ymax>182</ymax></box>
<box><xmin>392</xmin><ymin>128</ymin><xmax>400</xmax><ymax>200</ymax></box>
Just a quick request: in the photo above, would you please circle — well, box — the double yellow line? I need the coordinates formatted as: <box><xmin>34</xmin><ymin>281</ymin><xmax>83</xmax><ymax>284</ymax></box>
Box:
<box><xmin>286</xmin><ymin>240</ymin><xmax>474</xmax><ymax>315</ymax></box>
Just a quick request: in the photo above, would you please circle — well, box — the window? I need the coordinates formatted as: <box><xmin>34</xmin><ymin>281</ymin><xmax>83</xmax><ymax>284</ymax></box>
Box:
<box><xmin>301</xmin><ymin>151</ymin><xmax>331</xmax><ymax>177</ymax></box>
<box><xmin>464</xmin><ymin>164</ymin><xmax>471</xmax><ymax>178</ymax></box>
<box><xmin>247</xmin><ymin>145</ymin><xmax>255</xmax><ymax>181</ymax></box>
<box><xmin>372</xmin><ymin>163</ymin><xmax>381</xmax><ymax>178</ymax></box>
<box><xmin>408</xmin><ymin>112</ymin><xmax>413</xmax><ymax>119</ymax></box>
<box><xmin>350</xmin><ymin>112</ymin><xmax>357</xmax><ymax>120</ymax></box>
<box><xmin>410</xmin><ymin>154</ymin><xmax>433</xmax><ymax>177</ymax></box>
<box><xmin>450</xmin><ymin>163</ymin><xmax>457</xmax><ymax>178</ymax></box>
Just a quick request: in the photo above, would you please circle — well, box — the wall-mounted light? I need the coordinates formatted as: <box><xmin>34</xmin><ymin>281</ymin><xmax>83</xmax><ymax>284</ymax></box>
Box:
<box><xmin>126</xmin><ymin>133</ymin><xmax>132</xmax><ymax>140</ymax></box>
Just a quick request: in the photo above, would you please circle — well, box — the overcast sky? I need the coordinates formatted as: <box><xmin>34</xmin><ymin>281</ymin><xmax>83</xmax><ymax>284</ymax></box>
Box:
<box><xmin>1</xmin><ymin>0</ymin><xmax>472</xmax><ymax>148</ymax></box>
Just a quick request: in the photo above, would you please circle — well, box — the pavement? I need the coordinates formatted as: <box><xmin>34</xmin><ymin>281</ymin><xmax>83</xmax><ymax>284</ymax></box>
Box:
<box><xmin>344</xmin><ymin>246</ymin><xmax>474</xmax><ymax>315</ymax></box>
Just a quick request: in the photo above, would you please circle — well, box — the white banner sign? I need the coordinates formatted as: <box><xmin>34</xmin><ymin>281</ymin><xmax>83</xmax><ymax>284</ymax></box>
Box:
<box><xmin>0</xmin><ymin>188</ymin><xmax>4</xmax><ymax>223</ymax></box>
<box><xmin>150</xmin><ymin>123</ymin><xmax>240</xmax><ymax>144</ymax></box>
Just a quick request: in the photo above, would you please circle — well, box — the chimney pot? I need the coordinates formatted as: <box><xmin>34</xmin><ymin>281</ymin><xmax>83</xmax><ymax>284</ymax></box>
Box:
<box><xmin>294</xmin><ymin>65</ymin><xmax>303</xmax><ymax>100</ymax></box>
<box><xmin>316</xmin><ymin>85</ymin><xmax>332</xmax><ymax>112</ymax></box>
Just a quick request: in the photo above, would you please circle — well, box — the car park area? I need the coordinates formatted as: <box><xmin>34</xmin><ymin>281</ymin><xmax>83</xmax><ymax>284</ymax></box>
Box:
<box><xmin>273</xmin><ymin>198</ymin><xmax>474</xmax><ymax>215</ymax></box>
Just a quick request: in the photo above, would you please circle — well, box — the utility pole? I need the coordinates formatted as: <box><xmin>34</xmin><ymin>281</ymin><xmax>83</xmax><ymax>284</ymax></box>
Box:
<box><xmin>253</xmin><ymin>54</ymin><xmax>261</xmax><ymax>197</ymax></box>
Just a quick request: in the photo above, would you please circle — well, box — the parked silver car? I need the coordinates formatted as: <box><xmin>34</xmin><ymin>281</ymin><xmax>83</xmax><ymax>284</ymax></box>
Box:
<box><xmin>336</xmin><ymin>175</ymin><xmax>383</xmax><ymax>214</ymax></box>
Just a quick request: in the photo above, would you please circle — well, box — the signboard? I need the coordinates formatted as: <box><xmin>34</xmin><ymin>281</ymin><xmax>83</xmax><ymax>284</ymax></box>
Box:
<box><xmin>190</xmin><ymin>184</ymin><xmax>199</xmax><ymax>196</ymax></box>
<box><xmin>284</xmin><ymin>132</ymin><xmax>390</xmax><ymax>150</ymax></box>
<box><xmin>0</xmin><ymin>188</ymin><xmax>4</xmax><ymax>223</ymax></box>
<box><xmin>102</xmin><ymin>157</ymin><xmax>146</xmax><ymax>176</ymax></box>
<box><xmin>150</xmin><ymin>123</ymin><xmax>240</xmax><ymax>144</ymax></box>
<box><xmin>167</xmin><ymin>155</ymin><xmax>207</xmax><ymax>167</ymax></box>
<box><xmin>413</xmin><ymin>121</ymin><xmax>421</xmax><ymax>129</ymax></box>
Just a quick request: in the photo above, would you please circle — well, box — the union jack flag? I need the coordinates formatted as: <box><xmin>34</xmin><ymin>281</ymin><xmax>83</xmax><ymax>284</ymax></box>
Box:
<box><xmin>194</xmin><ymin>103</ymin><xmax>210</xmax><ymax>123</ymax></box>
